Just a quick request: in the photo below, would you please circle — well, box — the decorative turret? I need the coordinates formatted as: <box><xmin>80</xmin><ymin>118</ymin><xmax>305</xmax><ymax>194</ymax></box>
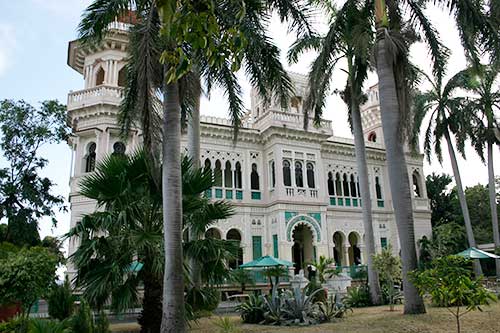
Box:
<box><xmin>249</xmin><ymin>72</ymin><xmax>333</xmax><ymax>136</ymax></box>
<box><xmin>360</xmin><ymin>84</ymin><xmax>383</xmax><ymax>146</ymax></box>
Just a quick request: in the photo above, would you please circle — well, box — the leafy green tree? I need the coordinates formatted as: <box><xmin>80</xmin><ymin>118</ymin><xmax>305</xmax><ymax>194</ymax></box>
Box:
<box><xmin>411</xmin><ymin>256</ymin><xmax>497</xmax><ymax>333</ymax></box>
<box><xmin>426</xmin><ymin>173</ymin><xmax>455</xmax><ymax>226</ymax></box>
<box><xmin>308</xmin><ymin>255</ymin><xmax>338</xmax><ymax>284</ymax></box>
<box><xmin>372</xmin><ymin>246</ymin><xmax>402</xmax><ymax>310</ymax></box>
<box><xmin>229</xmin><ymin>269</ymin><xmax>255</xmax><ymax>293</ymax></box>
<box><xmin>48</xmin><ymin>277</ymin><xmax>75</xmax><ymax>321</ymax></box>
<box><xmin>0</xmin><ymin>100</ymin><xmax>69</xmax><ymax>247</ymax></box>
<box><xmin>289</xmin><ymin>0</ymin><xmax>382</xmax><ymax>304</ymax></box>
<box><xmin>0</xmin><ymin>247</ymin><xmax>58</xmax><ymax>317</ymax></box>
<box><xmin>430</xmin><ymin>222</ymin><xmax>468</xmax><ymax>258</ymax></box>
<box><xmin>67</xmin><ymin>150</ymin><xmax>236</xmax><ymax>331</ymax></box>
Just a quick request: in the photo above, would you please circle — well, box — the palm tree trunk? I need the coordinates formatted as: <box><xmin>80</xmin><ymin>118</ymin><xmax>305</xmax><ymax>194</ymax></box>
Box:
<box><xmin>161</xmin><ymin>78</ymin><xmax>186</xmax><ymax>332</ymax></box>
<box><xmin>376</xmin><ymin>34</ymin><xmax>425</xmax><ymax>314</ymax></box>
<box><xmin>187</xmin><ymin>77</ymin><xmax>202</xmax><ymax>289</ymax></box>
<box><xmin>487</xmin><ymin>140</ymin><xmax>500</xmax><ymax>278</ymax></box>
<box><xmin>348</xmin><ymin>66</ymin><xmax>382</xmax><ymax>305</ymax></box>
<box><xmin>443</xmin><ymin>129</ymin><xmax>482</xmax><ymax>276</ymax></box>
<box><xmin>138</xmin><ymin>266</ymin><xmax>162</xmax><ymax>333</ymax></box>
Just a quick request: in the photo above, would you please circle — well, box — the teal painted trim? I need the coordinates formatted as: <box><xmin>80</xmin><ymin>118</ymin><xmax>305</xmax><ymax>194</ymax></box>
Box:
<box><xmin>313</xmin><ymin>246</ymin><xmax>317</xmax><ymax>262</ymax></box>
<box><xmin>345</xmin><ymin>198</ymin><xmax>351</xmax><ymax>206</ymax></box>
<box><xmin>338</xmin><ymin>198</ymin><xmax>344</xmax><ymax>206</ymax></box>
<box><xmin>251</xmin><ymin>191</ymin><xmax>261</xmax><ymax>200</ymax></box>
<box><xmin>252</xmin><ymin>236</ymin><xmax>262</xmax><ymax>259</ymax></box>
<box><xmin>273</xmin><ymin>234</ymin><xmax>279</xmax><ymax>258</ymax></box>
<box><xmin>330</xmin><ymin>197</ymin><xmax>336</xmax><ymax>205</ymax></box>
<box><xmin>225</xmin><ymin>190</ymin><xmax>233</xmax><ymax>199</ymax></box>
<box><xmin>308</xmin><ymin>212</ymin><xmax>321</xmax><ymax>223</ymax></box>
<box><xmin>353</xmin><ymin>199</ymin><xmax>358</xmax><ymax>207</ymax></box>
<box><xmin>377</xmin><ymin>200</ymin><xmax>384</xmax><ymax>208</ymax></box>
<box><xmin>286</xmin><ymin>215</ymin><xmax>321</xmax><ymax>242</ymax></box>
<box><xmin>285</xmin><ymin>211</ymin><xmax>298</xmax><ymax>223</ymax></box>
<box><xmin>215</xmin><ymin>188</ymin><xmax>223</xmax><ymax>199</ymax></box>
<box><xmin>381</xmin><ymin>237</ymin><xmax>388</xmax><ymax>249</ymax></box>
<box><xmin>205</xmin><ymin>189</ymin><xmax>212</xmax><ymax>198</ymax></box>
<box><xmin>235</xmin><ymin>190</ymin><xmax>243</xmax><ymax>200</ymax></box>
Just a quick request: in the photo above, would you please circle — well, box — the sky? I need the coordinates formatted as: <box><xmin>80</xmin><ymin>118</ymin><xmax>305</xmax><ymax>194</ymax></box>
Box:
<box><xmin>0</xmin><ymin>0</ymin><xmax>498</xmax><ymax>253</ymax></box>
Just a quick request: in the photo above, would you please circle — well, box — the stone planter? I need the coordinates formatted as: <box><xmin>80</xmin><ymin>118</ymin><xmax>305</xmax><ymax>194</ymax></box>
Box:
<box><xmin>323</xmin><ymin>273</ymin><xmax>352</xmax><ymax>299</ymax></box>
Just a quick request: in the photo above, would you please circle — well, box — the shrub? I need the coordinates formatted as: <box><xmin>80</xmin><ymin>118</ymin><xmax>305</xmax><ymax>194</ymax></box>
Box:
<box><xmin>0</xmin><ymin>316</ymin><xmax>29</xmax><ymax>333</ymax></box>
<box><xmin>342</xmin><ymin>285</ymin><xmax>372</xmax><ymax>308</ymax></box>
<box><xmin>280</xmin><ymin>287</ymin><xmax>322</xmax><ymax>326</ymax></box>
<box><xmin>93</xmin><ymin>311</ymin><xmax>110</xmax><ymax>333</ymax></box>
<box><xmin>70</xmin><ymin>300</ymin><xmax>93</xmax><ymax>333</ymax></box>
<box><xmin>411</xmin><ymin>256</ymin><xmax>496</xmax><ymax>333</ymax></box>
<box><xmin>186</xmin><ymin>287</ymin><xmax>220</xmax><ymax>313</ymax></box>
<box><xmin>236</xmin><ymin>293</ymin><xmax>265</xmax><ymax>324</ymax></box>
<box><xmin>213</xmin><ymin>317</ymin><xmax>238</xmax><ymax>333</ymax></box>
<box><xmin>29</xmin><ymin>318</ymin><xmax>70</xmax><ymax>333</ymax></box>
<box><xmin>48</xmin><ymin>277</ymin><xmax>75</xmax><ymax>320</ymax></box>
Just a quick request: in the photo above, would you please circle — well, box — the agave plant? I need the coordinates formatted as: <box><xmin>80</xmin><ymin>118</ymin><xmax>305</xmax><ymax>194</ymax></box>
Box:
<box><xmin>317</xmin><ymin>294</ymin><xmax>352</xmax><ymax>323</ymax></box>
<box><xmin>261</xmin><ymin>283</ymin><xmax>284</xmax><ymax>325</ymax></box>
<box><xmin>280</xmin><ymin>287</ymin><xmax>322</xmax><ymax>326</ymax></box>
<box><xmin>236</xmin><ymin>293</ymin><xmax>265</xmax><ymax>324</ymax></box>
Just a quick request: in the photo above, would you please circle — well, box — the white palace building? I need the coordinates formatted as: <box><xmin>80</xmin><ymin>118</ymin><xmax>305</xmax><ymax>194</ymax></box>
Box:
<box><xmin>66</xmin><ymin>21</ymin><xmax>432</xmax><ymax>279</ymax></box>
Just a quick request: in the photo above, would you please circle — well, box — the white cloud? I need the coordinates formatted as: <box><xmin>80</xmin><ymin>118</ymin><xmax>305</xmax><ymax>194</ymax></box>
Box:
<box><xmin>0</xmin><ymin>24</ymin><xmax>15</xmax><ymax>77</ymax></box>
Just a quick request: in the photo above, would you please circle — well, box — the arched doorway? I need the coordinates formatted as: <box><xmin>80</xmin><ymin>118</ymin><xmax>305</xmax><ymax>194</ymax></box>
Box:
<box><xmin>348</xmin><ymin>232</ymin><xmax>361</xmax><ymax>266</ymax></box>
<box><xmin>291</xmin><ymin>224</ymin><xmax>314</xmax><ymax>274</ymax></box>
<box><xmin>227</xmin><ymin>228</ymin><xmax>243</xmax><ymax>269</ymax></box>
<box><xmin>332</xmin><ymin>232</ymin><xmax>345</xmax><ymax>266</ymax></box>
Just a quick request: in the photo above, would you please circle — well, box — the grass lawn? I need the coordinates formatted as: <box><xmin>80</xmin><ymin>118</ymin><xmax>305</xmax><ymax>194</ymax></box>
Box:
<box><xmin>110</xmin><ymin>302</ymin><xmax>500</xmax><ymax>332</ymax></box>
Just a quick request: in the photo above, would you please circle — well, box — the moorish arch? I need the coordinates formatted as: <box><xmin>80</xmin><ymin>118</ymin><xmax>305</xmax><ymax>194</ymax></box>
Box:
<box><xmin>286</xmin><ymin>215</ymin><xmax>321</xmax><ymax>275</ymax></box>
<box><xmin>348</xmin><ymin>231</ymin><xmax>362</xmax><ymax>266</ymax></box>
<box><xmin>226</xmin><ymin>228</ymin><xmax>243</xmax><ymax>268</ymax></box>
<box><xmin>332</xmin><ymin>231</ymin><xmax>346</xmax><ymax>266</ymax></box>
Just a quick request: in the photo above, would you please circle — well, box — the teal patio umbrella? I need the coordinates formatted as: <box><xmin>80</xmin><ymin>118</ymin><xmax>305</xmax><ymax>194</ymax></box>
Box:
<box><xmin>456</xmin><ymin>247</ymin><xmax>500</xmax><ymax>259</ymax></box>
<box><xmin>239</xmin><ymin>255</ymin><xmax>294</xmax><ymax>268</ymax></box>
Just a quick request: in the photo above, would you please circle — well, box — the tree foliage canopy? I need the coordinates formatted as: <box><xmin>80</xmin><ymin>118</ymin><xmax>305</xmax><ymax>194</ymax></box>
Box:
<box><xmin>0</xmin><ymin>100</ymin><xmax>69</xmax><ymax>246</ymax></box>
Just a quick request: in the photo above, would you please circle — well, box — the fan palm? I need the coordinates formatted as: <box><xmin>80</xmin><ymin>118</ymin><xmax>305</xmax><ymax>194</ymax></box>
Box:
<box><xmin>461</xmin><ymin>64</ymin><xmax>500</xmax><ymax>278</ymax></box>
<box><xmin>66</xmin><ymin>150</ymin><xmax>236</xmax><ymax>332</ymax></box>
<box><xmin>288</xmin><ymin>0</ymin><xmax>382</xmax><ymax>304</ymax></box>
<box><xmin>411</xmin><ymin>68</ymin><xmax>483</xmax><ymax>275</ymax></box>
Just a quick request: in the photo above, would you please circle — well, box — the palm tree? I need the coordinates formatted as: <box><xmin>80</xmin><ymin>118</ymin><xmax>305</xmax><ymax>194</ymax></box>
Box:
<box><xmin>411</xmin><ymin>68</ymin><xmax>484</xmax><ymax>275</ymax></box>
<box><xmin>79</xmin><ymin>1</ymin><xmax>312</xmax><ymax>330</ymax></box>
<box><xmin>372</xmin><ymin>0</ymin><xmax>499</xmax><ymax>313</ymax></box>
<box><xmin>308</xmin><ymin>255</ymin><xmax>338</xmax><ymax>284</ymax></box>
<box><xmin>67</xmin><ymin>150</ymin><xmax>237</xmax><ymax>332</ymax></box>
<box><xmin>288</xmin><ymin>0</ymin><xmax>382</xmax><ymax>305</ymax></box>
<box><xmin>461</xmin><ymin>64</ymin><xmax>500</xmax><ymax>278</ymax></box>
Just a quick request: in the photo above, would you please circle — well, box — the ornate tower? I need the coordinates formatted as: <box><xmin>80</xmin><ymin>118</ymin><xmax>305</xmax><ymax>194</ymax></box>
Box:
<box><xmin>360</xmin><ymin>84</ymin><xmax>383</xmax><ymax>146</ymax></box>
<box><xmin>66</xmin><ymin>18</ymin><xmax>141</xmax><ymax>279</ymax></box>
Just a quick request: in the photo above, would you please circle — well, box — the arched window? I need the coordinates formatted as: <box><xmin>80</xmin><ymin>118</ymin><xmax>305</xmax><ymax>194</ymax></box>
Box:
<box><xmin>95</xmin><ymin>67</ymin><xmax>105</xmax><ymax>86</ymax></box>
<box><xmin>283</xmin><ymin>160</ymin><xmax>291</xmax><ymax>186</ymax></box>
<box><xmin>327</xmin><ymin>172</ymin><xmax>335</xmax><ymax>195</ymax></box>
<box><xmin>350</xmin><ymin>174</ymin><xmax>357</xmax><ymax>197</ymax></box>
<box><xmin>367</xmin><ymin>131</ymin><xmax>377</xmax><ymax>142</ymax></box>
<box><xmin>306</xmin><ymin>163</ymin><xmax>315</xmax><ymax>188</ymax></box>
<box><xmin>295</xmin><ymin>161</ymin><xmax>304</xmax><ymax>187</ymax></box>
<box><xmin>117</xmin><ymin>67</ymin><xmax>126</xmax><ymax>87</ymax></box>
<box><xmin>204</xmin><ymin>159</ymin><xmax>211</xmax><ymax>172</ymax></box>
<box><xmin>85</xmin><ymin>142</ymin><xmax>97</xmax><ymax>173</ymax></box>
<box><xmin>112</xmin><ymin>141</ymin><xmax>126</xmax><ymax>155</ymax></box>
<box><xmin>224</xmin><ymin>161</ymin><xmax>232</xmax><ymax>188</ymax></box>
<box><xmin>335</xmin><ymin>172</ymin><xmax>343</xmax><ymax>196</ymax></box>
<box><xmin>214</xmin><ymin>160</ymin><xmax>222</xmax><ymax>187</ymax></box>
<box><xmin>205</xmin><ymin>228</ymin><xmax>221</xmax><ymax>239</ymax></box>
<box><xmin>227</xmin><ymin>229</ymin><xmax>243</xmax><ymax>268</ymax></box>
<box><xmin>251</xmin><ymin>163</ymin><xmax>259</xmax><ymax>190</ymax></box>
<box><xmin>413</xmin><ymin>171</ymin><xmax>421</xmax><ymax>197</ymax></box>
<box><xmin>356</xmin><ymin>177</ymin><xmax>360</xmax><ymax>197</ymax></box>
<box><xmin>342</xmin><ymin>174</ymin><xmax>350</xmax><ymax>197</ymax></box>
<box><xmin>270</xmin><ymin>161</ymin><xmax>276</xmax><ymax>188</ymax></box>
<box><xmin>375</xmin><ymin>176</ymin><xmax>383</xmax><ymax>200</ymax></box>
<box><xmin>234</xmin><ymin>162</ymin><xmax>242</xmax><ymax>189</ymax></box>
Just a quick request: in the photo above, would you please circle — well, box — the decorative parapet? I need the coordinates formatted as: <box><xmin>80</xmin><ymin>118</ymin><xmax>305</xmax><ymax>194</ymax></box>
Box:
<box><xmin>67</xmin><ymin>86</ymin><xmax>123</xmax><ymax>111</ymax></box>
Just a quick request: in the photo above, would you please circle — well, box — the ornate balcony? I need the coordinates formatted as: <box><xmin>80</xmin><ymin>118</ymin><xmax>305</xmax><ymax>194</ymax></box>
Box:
<box><xmin>67</xmin><ymin>85</ymin><xmax>124</xmax><ymax>111</ymax></box>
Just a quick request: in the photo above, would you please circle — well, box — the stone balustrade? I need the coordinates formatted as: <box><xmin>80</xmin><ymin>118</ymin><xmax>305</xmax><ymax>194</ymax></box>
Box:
<box><xmin>67</xmin><ymin>85</ymin><xmax>124</xmax><ymax>110</ymax></box>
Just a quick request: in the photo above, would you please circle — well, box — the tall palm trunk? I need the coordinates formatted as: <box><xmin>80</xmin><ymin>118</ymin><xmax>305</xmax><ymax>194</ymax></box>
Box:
<box><xmin>187</xmin><ymin>94</ymin><xmax>201</xmax><ymax>167</ymax></box>
<box><xmin>348</xmin><ymin>63</ymin><xmax>381</xmax><ymax>305</ymax></box>
<box><xmin>187</xmin><ymin>89</ymin><xmax>202</xmax><ymax>289</ymax></box>
<box><xmin>443</xmin><ymin>129</ymin><xmax>482</xmax><ymax>275</ymax></box>
<box><xmin>376</xmin><ymin>35</ymin><xmax>425</xmax><ymax>314</ymax></box>
<box><xmin>487</xmin><ymin>139</ymin><xmax>500</xmax><ymax>277</ymax></box>
<box><xmin>161</xmin><ymin>78</ymin><xmax>186</xmax><ymax>332</ymax></box>
<box><xmin>138</xmin><ymin>261</ymin><xmax>162</xmax><ymax>333</ymax></box>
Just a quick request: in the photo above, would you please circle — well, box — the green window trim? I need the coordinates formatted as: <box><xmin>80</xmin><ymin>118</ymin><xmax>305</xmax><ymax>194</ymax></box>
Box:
<box><xmin>345</xmin><ymin>198</ymin><xmax>351</xmax><ymax>206</ymax></box>
<box><xmin>225</xmin><ymin>189</ymin><xmax>233</xmax><ymax>199</ymax></box>
<box><xmin>235</xmin><ymin>190</ymin><xmax>243</xmax><ymax>200</ymax></box>
<box><xmin>251</xmin><ymin>191</ymin><xmax>261</xmax><ymax>200</ymax></box>
<box><xmin>215</xmin><ymin>188</ymin><xmax>223</xmax><ymax>199</ymax></box>
<box><xmin>377</xmin><ymin>200</ymin><xmax>384</xmax><ymax>208</ymax></box>
<box><xmin>381</xmin><ymin>237</ymin><xmax>388</xmax><ymax>249</ymax></box>
<box><xmin>338</xmin><ymin>198</ymin><xmax>344</xmax><ymax>206</ymax></box>
<box><xmin>330</xmin><ymin>197</ymin><xmax>336</xmax><ymax>206</ymax></box>
<box><xmin>272</xmin><ymin>234</ymin><xmax>279</xmax><ymax>258</ymax></box>
<box><xmin>252</xmin><ymin>236</ymin><xmax>262</xmax><ymax>259</ymax></box>
<box><xmin>353</xmin><ymin>199</ymin><xmax>358</xmax><ymax>207</ymax></box>
<box><xmin>205</xmin><ymin>189</ymin><xmax>212</xmax><ymax>198</ymax></box>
